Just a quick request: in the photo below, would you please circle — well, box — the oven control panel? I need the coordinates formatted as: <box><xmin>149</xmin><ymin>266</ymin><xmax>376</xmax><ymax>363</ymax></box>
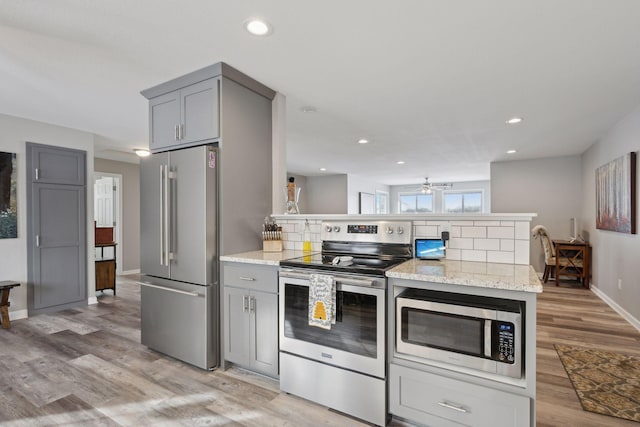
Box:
<box><xmin>322</xmin><ymin>221</ymin><xmax>412</xmax><ymax>244</ymax></box>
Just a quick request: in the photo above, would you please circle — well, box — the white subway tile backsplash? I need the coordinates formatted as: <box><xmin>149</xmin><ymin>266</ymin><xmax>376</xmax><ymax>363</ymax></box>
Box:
<box><xmin>474</xmin><ymin>239</ymin><xmax>501</xmax><ymax>251</ymax></box>
<box><xmin>449</xmin><ymin>238</ymin><xmax>474</xmax><ymax>250</ymax></box>
<box><xmin>415</xmin><ymin>225</ymin><xmax>439</xmax><ymax>237</ymax></box>
<box><xmin>500</xmin><ymin>239</ymin><xmax>515</xmax><ymax>251</ymax></box>
<box><xmin>514</xmin><ymin>240</ymin><xmax>530</xmax><ymax>265</ymax></box>
<box><xmin>461</xmin><ymin>227</ymin><xmax>487</xmax><ymax>238</ymax></box>
<box><xmin>500</xmin><ymin>221</ymin><xmax>515</xmax><ymax>227</ymax></box>
<box><xmin>450</xmin><ymin>226</ymin><xmax>461</xmax><ymax>238</ymax></box>
<box><xmin>487</xmin><ymin>251</ymin><xmax>514</xmax><ymax>264</ymax></box>
<box><xmin>474</xmin><ymin>221</ymin><xmax>500</xmax><ymax>226</ymax></box>
<box><xmin>450</xmin><ymin>221</ymin><xmax>474</xmax><ymax>226</ymax></box>
<box><xmin>461</xmin><ymin>250</ymin><xmax>487</xmax><ymax>262</ymax></box>
<box><xmin>488</xmin><ymin>226</ymin><xmax>514</xmax><ymax>239</ymax></box>
<box><xmin>514</xmin><ymin>221</ymin><xmax>530</xmax><ymax>240</ymax></box>
<box><xmin>446</xmin><ymin>248</ymin><xmax>461</xmax><ymax>260</ymax></box>
<box><xmin>413</xmin><ymin>220</ymin><xmax>427</xmax><ymax>226</ymax></box>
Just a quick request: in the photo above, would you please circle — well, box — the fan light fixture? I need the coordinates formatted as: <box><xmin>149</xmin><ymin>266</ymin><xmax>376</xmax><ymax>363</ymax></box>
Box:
<box><xmin>420</xmin><ymin>177</ymin><xmax>452</xmax><ymax>194</ymax></box>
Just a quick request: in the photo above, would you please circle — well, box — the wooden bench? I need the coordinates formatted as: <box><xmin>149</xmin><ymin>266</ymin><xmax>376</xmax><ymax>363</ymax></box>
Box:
<box><xmin>0</xmin><ymin>281</ymin><xmax>20</xmax><ymax>329</ymax></box>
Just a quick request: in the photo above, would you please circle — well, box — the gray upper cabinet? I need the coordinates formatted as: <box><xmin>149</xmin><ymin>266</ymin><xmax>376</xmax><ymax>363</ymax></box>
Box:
<box><xmin>29</xmin><ymin>143</ymin><xmax>85</xmax><ymax>185</ymax></box>
<box><xmin>148</xmin><ymin>78</ymin><xmax>219</xmax><ymax>151</ymax></box>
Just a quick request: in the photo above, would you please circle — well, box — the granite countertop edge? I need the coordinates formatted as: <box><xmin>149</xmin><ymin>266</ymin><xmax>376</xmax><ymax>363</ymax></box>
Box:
<box><xmin>220</xmin><ymin>250</ymin><xmax>313</xmax><ymax>266</ymax></box>
<box><xmin>386</xmin><ymin>259</ymin><xmax>543</xmax><ymax>293</ymax></box>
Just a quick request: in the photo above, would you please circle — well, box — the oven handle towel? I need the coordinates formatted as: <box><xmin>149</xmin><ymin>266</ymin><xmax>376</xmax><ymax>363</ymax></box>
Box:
<box><xmin>308</xmin><ymin>274</ymin><xmax>336</xmax><ymax>329</ymax></box>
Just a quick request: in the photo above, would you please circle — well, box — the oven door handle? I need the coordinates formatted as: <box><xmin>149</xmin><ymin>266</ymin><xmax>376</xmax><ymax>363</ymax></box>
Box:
<box><xmin>279</xmin><ymin>269</ymin><xmax>374</xmax><ymax>288</ymax></box>
<box><xmin>484</xmin><ymin>319</ymin><xmax>492</xmax><ymax>358</ymax></box>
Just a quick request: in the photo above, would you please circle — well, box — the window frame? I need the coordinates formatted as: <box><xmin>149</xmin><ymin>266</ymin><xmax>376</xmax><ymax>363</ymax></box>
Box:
<box><xmin>398</xmin><ymin>191</ymin><xmax>434</xmax><ymax>214</ymax></box>
<box><xmin>443</xmin><ymin>189</ymin><xmax>484</xmax><ymax>213</ymax></box>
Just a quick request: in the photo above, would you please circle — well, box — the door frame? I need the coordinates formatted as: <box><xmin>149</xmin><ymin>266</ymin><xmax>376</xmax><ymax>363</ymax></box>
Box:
<box><xmin>93</xmin><ymin>172</ymin><xmax>123</xmax><ymax>275</ymax></box>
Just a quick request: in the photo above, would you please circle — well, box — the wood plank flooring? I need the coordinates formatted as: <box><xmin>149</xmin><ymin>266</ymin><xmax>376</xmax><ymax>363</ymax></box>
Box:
<box><xmin>1</xmin><ymin>276</ymin><xmax>638</xmax><ymax>426</ymax></box>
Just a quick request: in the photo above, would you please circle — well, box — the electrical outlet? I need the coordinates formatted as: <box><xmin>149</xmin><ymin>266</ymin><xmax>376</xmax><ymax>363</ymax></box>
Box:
<box><xmin>618</xmin><ymin>279</ymin><xmax>622</xmax><ymax>290</ymax></box>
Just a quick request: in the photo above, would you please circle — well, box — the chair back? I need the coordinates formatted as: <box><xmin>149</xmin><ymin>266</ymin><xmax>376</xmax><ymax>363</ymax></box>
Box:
<box><xmin>531</xmin><ymin>225</ymin><xmax>555</xmax><ymax>263</ymax></box>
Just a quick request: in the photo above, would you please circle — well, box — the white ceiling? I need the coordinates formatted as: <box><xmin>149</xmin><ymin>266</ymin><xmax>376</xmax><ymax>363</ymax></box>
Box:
<box><xmin>1</xmin><ymin>1</ymin><xmax>640</xmax><ymax>185</ymax></box>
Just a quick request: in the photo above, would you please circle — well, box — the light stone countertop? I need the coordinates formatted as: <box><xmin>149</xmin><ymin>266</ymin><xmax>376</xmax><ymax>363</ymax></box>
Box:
<box><xmin>220</xmin><ymin>250</ymin><xmax>312</xmax><ymax>266</ymax></box>
<box><xmin>386</xmin><ymin>259</ymin><xmax>543</xmax><ymax>293</ymax></box>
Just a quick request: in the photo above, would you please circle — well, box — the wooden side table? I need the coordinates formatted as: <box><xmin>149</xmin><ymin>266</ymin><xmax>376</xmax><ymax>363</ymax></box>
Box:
<box><xmin>553</xmin><ymin>240</ymin><xmax>591</xmax><ymax>288</ymax></box>
<box><xmin>0</xmin><ymin>281</ymin><xmax>20</xmax><ymax>329</ymax></box>
<box><xmin>95</xmin><ymin>242</ymin><xmax>117</xmax><ymax>294</ymax></box>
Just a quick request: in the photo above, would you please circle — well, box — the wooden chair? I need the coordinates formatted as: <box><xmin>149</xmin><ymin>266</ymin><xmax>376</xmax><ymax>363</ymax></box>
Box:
<box><xmin>531</xmin><ymin>225</ymin><xmax>582</xmax><ymax>284</ymax></box>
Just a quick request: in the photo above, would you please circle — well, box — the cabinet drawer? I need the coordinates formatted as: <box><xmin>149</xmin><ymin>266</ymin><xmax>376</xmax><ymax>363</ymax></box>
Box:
<box><xmin>390</xmin><ymin>364</ymin><xmax>530</xmax><ymax>427</ymax></box>
<box><xmin>222</xmin><ymin>263</ymin><xmax>278</xmax><ymax>293</ymax></box>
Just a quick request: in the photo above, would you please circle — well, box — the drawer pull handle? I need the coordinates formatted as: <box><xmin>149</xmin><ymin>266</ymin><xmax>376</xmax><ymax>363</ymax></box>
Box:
<box><xmin>438</xmin><ymin>401</ymin><xmax>469</xmax><ymax>414</ymax></box>
<box><xmin>239</xmin><ymin>276</ymin><xmax>256</xmax><ymax>281</ymax></box>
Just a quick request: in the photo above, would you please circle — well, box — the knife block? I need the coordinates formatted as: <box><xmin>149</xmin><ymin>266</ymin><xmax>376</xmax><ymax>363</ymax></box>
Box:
<box><xmin>263</xmin><ymin>240</ymin><xmax>283</xmax><ymax>252</ymax></box>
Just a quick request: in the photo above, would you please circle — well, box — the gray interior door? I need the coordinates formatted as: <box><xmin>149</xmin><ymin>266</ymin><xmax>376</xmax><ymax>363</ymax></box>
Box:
<box><xmin>27</xmin><ymin>143</ymin><xmax>86</xmax><ymax>315</ymax></box>
<box><xmin>140</xmin><ymin>151</ymin><xmax>170</xmax><ymax>279</ymax></box>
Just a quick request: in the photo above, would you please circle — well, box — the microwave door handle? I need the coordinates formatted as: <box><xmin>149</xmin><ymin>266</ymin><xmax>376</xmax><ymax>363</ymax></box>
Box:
<box><xmin>484</xmin><ymin>319</ymin><xmax>492</xmax><ymax>358</ymax></box>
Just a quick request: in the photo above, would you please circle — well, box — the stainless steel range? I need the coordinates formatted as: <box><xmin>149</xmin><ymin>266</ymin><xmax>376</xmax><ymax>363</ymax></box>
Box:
<box><xmin>279</xmin><ymin>221</ymin><xmax>412</xmax><ymax>426</ymax></box>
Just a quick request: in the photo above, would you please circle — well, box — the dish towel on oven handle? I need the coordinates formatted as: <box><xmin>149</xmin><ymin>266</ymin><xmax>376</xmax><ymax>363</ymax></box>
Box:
<box><xmin>308</xmin><ymin>274</ymin><xmax>336</xmax><ymax>329</ymax></box>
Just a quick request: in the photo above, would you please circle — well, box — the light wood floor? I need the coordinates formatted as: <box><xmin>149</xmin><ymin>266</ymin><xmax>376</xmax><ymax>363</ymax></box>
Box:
<box><xmin>0</xmin><ymin>276</ymin><xmax>638</xmax><ymax>426</ymax></box>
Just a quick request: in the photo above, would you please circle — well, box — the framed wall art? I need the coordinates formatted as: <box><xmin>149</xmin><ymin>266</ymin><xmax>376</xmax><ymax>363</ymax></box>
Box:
<box><xmin>0</xmin><ymin>151</ymin><xmax>17</xmax><ymax>238</ymax></box>
<box><xmin>595</xmin><ymin>152</ymin><xmax>636</xmax><ymax>234</ymax></box>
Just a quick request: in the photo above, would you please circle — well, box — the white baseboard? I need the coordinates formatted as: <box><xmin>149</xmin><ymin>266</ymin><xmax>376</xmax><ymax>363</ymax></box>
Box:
<box><xmin>88</xmin><ymin>296</ymin><xmax>98</xmax><ymax>305</ymax></box>
<box><xmin>591</xmin><ymin>285</ymin><xmax>640</xmax><ymax>332</ymax></box>
<box><xmin>120</xmin><ymin>269</ymin><xmax>140</xmax><ymax>276</ymax></box>
<box><xmin>9</xmin><ymin>309</ymin><xmax>28</xmax><ymax>321</ymax></box>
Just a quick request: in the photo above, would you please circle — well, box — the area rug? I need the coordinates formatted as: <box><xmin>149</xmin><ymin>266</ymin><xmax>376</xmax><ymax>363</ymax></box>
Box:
<box><xmin>555</xmin><ymin>344</ymin><xmax>640</xmax><ymax>423</ymax></box>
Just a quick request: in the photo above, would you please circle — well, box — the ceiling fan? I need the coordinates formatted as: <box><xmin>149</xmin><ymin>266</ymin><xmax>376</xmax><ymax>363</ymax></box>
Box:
<box><xmin>418</xmin><ymin>177</ymin><xmax>452</xmax><ymax>194</ymax></box>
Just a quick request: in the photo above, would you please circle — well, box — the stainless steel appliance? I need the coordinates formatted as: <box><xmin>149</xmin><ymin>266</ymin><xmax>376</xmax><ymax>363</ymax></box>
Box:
<box><xmin>279</xmin><ymin>221</ymin><xmax>412</xmax><ymax>426</ymax></box>
<box><xmin>396</xmin><ymin>288</ymin><xmax>523</xmax><ymax>378</ymax></box>
<box><xmin>139</xmin><ymin>145</ymin><xmax>218</xmax><ymax>370</ymax></box>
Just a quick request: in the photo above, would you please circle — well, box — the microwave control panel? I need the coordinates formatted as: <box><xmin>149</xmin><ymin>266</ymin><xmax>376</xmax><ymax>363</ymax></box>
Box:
<box><xmin>496</xmin><ymin>321</ymin><xmax>515</xmax><ymax>363</ymax></box>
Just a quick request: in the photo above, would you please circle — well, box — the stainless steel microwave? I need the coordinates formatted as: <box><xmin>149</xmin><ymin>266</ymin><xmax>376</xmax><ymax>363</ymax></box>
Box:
<box><xmin>396</xmin><ymin>289</ymin><xmax>523</xmax><ymax>379</ymax></box>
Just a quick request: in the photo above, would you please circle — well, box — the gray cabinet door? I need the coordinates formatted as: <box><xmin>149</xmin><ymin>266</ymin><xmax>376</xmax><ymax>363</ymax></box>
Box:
<box><xmin>140</xmin><ymin>151</ymin><xmax>170</xmax><ymax>279</ymax></box>
<box><xmin>30</xmin><ymin>143</ymin><xmax>85</xmax><ymax>185</ymax></box>
<box><xmin>149</xmin><ymin>90</ymin><xmax>180</xmax><ymax>151</ymax></box>
<box><xmin>251</xmin><ymin>290</ymin><xmax>278</xmax><ymax>376</ymax></box>
<box><xmin>30</xmin><ymin>183</ymin><xmax>86</xmax><ymax>312</ymax></box>
<box><xmin>223</xmin><ymin>286</ymin><xmax>250</xmax><ymax>366</ymax></box>
<box><xmin>181</xmin><ymin>78</ymin><xmax>219</xmax><ymax>144</ymax></box>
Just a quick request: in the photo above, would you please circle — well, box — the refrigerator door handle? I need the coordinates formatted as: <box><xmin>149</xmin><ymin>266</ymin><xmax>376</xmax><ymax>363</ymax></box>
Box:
<box><xmin>138</xmin><ymin>282</ymin><xmax>200</xmax><ymax>297</ymax></box>
<box><xmin>163</xmin><ymin>164</ymin><xmax>171</xmax><ymax>265</ymax></box>
<box><xmin>159</xmin><ymin>164</ymin><xmax>165</xmax><ymax>266</ymax></box>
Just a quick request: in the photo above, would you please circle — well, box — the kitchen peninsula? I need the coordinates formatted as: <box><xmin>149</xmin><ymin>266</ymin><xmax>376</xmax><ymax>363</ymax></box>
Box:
<box><xmin>221</xmin><ymin>213</ymin><xmax>541</xmax><ymax>427</ymax></box>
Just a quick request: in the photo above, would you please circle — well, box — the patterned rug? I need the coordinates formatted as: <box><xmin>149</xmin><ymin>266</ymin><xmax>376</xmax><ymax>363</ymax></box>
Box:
<box><xmin>555</xmin><ymin>344</ymin><xmax>640</xmax><ymax>423</ymax></box>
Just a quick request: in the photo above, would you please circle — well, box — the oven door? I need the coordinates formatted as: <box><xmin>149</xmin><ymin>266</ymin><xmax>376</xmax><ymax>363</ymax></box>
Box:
<box><xmin>279</xmin><ymin>270</ymin><xmax>386</xmax><ymax>379</ymax></box>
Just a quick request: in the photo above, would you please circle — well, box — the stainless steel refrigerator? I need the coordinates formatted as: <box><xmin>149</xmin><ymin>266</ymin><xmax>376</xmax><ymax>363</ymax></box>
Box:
<box><xmin>139</xmin><ymin>144</ymin><xmax>218</xmax><ymax>370</ymax></box>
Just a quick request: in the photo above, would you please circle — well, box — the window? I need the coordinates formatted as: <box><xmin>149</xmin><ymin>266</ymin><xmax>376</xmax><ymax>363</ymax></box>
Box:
<box><xmin>444</xmin><ymin>191</ymin><xmax>483</xmax><ymax>213</ymax></box>
<box><xmin>375</xmin><ymin>191</ymin><xmax>389</xmax><ymax>214</ymax></box>
<box><xmin>399</xmin><ymin>193</ymin><xmax>433</xmax><ymax>213</ymax></box>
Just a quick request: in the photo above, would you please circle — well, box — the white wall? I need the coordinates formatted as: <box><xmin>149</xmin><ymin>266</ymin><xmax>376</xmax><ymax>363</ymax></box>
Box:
<box><xmin>346</xmin><ymin>174</ymin><xmax>390</xmax><ymax>214</ymax></box>
<box><xmin>580</xmin><ymin>105</ymin><xmax>640</xmax><ymax>323</ymax></box>
<box><xmin>390</xmin><ymin>180</ymin><xmax>491</xmax><ymax>214</ymax></box>
<box><xmin>0</xmin><ymin>113</ymin><xmax>95</xmax><ymax>317</ymax></box>
<box><xmin>490</xmin><ymin>156</ymin><xmax>582</xmax><ymax>273</ymax></box>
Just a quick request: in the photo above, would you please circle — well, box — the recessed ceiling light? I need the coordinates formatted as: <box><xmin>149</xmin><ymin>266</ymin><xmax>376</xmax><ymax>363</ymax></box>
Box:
<box><xmin>357</xmin><ymin>138</ymin><xmax>369</xmax><ymax>144</ymax></box>
<box><xmin>244</xmin><ymin>18</ymin><xmax>273</xmax><ymax>36</ymax></box>
<box><xmin>506</xmin><ymin>149</ymin><xmax>517</xmax><ymax>154</ymax></box>
<box><xmin>397</xmin><ymin>161</ymin><xmax>405</xmax><ymax>165</ymax></box>
<box><xmin>134</xmin><ymin>149</ymin><xmax>151</xmax><ymax>157</ymax></box>
<box><xmin>506</xmin><ymin>117</ymin><xmax>523</xmax><ymax>125</ymax></box>
<box><xmin>301</xmin><ymin>106</ymin><xmax>317</xmax><ymax>113</ymax></box>
<box><xmin>319</xmin><ymin>167</ymin><xmax>327</xmax><ymax>171</ymax></box>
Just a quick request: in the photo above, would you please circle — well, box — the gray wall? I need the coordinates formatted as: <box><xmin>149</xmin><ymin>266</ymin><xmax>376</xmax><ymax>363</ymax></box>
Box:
<box><xmin>491</xmin><ymin>156</ymin><xmax>583</xmax><ymax>273</ymax></box>
<box><xmin>580</xmin><ymin>105</ymin><xmax>640</xmax><ymax>323</ymax></box>
<box><xmin>305</xmin><ymin>174</ymin><xmax>348</xmax><ymax>214</ymax></box>
<box><xmin>94</xmin><ymin>158</ymin><xmax>140</xmax><ymax>272</ymax></box>
<box><xmin>346</xmin><ymin>174</ymin><xmax>390</xmax><ymax>214</ymax></box>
